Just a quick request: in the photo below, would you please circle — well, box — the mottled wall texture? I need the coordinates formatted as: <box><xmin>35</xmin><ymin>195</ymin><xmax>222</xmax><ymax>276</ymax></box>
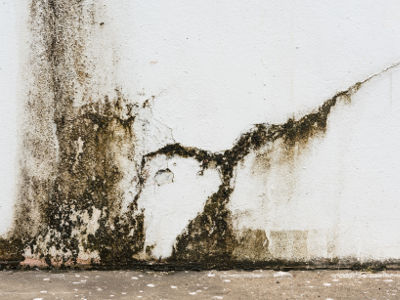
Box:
<box><xmin>2</xmin><ymin>0</ymin><xmax>400</xmax><ymax>269</ymax></box>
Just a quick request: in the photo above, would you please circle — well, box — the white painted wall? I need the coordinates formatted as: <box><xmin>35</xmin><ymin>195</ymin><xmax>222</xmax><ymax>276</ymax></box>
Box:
<box><xmin>112</xmin><ymin>0</ymin><xmax>400</xmax><ymax>151</ymax></box>
<box><xmin>0</xmin><ymin>1</ymin><xmax>19</xmax><ymax>236</ymax></box>
<box><xmin>117</xmin><ymin>0</ymin><xmax>400</xmax><ymax>260</ymax></box>
<box><xmin>229</xmin><ymin>69</ymin><xmax>400</xmax><ymax>260</ymax></box>
<box><xmin>2</xmin><ymin>0</ymin><xmax>400</xmax><ymax>262</ymax></box>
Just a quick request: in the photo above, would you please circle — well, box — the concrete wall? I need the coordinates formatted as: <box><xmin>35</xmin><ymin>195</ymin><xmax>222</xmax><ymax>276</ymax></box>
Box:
<box><xmin>1</xmin><ymin>0</ymin><xmax>400</xmax><ymax>268</ymax></box>
<box><xmin>0</xmin><ymin>1</ymin><xmax>19</xmax><ymax>237</ymax></box>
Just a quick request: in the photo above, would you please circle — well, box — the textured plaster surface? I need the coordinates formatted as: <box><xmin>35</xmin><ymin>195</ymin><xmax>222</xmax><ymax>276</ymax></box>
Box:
<box><xmin>1</xmin><ymin>0</ymin><xmax>400</xmax><ymax>268</ymax></box>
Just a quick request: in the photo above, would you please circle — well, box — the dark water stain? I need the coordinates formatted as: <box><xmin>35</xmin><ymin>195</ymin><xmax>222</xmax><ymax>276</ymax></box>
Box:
<box><xmin>1</xmin><ymin>0</ymin><xmax>400</xmax><ymax>269</ymax></box>
<box><xmin>232</xmin><ymin>229</ymin><xmax>271</xmax><ymax>261</ymax></box>
<box><xmin>139</xmin><ymin>84</ymin><xmax>361</xmax><ymax>263</ymax></box>
<box><xmin>0</xmin><ymin>238</ymin><xmax>24</xmax><ymax>264</ymax></box>
<box><xmin>39</xmin><ymin>95</ymin><xmax>144</xmax><ymax>266</ymax></box>
<box><xmin>6</xmin><ymin>0</ymin><xmax>146</xmax><ymax>267</ymax></box>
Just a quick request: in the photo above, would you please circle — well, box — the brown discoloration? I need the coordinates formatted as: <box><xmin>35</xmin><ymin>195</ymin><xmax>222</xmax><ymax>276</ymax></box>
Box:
<box><xmin>5</xmin><ymin>0</ymin><xmax>146</xmax><ymax>267</ymax></box>
<box><xmin>0</xmin><ymin>238</ymin><xmax>24</xmax><ymax>263</ymax></box>
<box><xmin>35</xmin><ymin>94</ymin><xmax>145</xmax><ymax>266</ymax></box>
<box><xmin>13</xmin><ymin>0</ymin><xmax>92</xmax><ymax>246</ymax></box>
<box><xmin>269</xmin><ymin>230</ymin><xmax>309</xmax><ymax>261</ymax></box>
<box><xmin>171</xmin><ymin>185</ymin><xmax>237</xmax><ymax>263</ymax></box>
<box><xmin>142</xmin><ymin>87</ymin><xmax>358</xmax><ymax>263</ymax></box>
<box><xmin>1</xmin><ymin>0</ymin><xmax>399</xmax><ymax>269</ymax></box>
<box><xmin>232</xmin><ymin>229</ymin><xmax>271</xmax><ymax>261</ymax></box>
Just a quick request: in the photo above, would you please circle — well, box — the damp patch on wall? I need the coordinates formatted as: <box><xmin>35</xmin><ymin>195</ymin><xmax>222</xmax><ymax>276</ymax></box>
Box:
<box><xmin>2</xmin><ymin>0</ymin><xmax>400</xmax><ymax>270</ymax></box>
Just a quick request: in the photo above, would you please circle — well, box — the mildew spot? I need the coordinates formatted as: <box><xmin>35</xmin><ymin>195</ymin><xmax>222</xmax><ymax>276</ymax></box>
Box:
<box><xmin>232</xmin><ymin>229</ymin><xmax>271</xmax><ymax>261</ymax></box>
<box><xmin>31</xmin><ymin>94</ymin><xmax>145</xmax><ymax>266</ymax></box>
<box><xmin>0</xmin><ymin>238</ymin><xmax>24</xmax><ymax>264</ymax></box>
<box><xmin>1</xmin><ymin>0</ymin><xmax>400</xmax><ymax>269</ymax></box>
<box><xmin>140</xmin><ymin>64</ymin><xmax>399</xmax><ymax>265</ymax></box>
<box><xmin>5</xmin><ymin>0</ymin><xmax>147</xmax><ymax>267</ymax></box>
<box><xmin>139</xmin><ymin>98</ymin><xmax>345</xmax><ymax>263</ymax></box>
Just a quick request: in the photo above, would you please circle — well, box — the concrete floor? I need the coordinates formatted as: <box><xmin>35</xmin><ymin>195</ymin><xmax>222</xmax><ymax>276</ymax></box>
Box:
<box><xmin>0</xmin><ymin>269</ymin><xmax>399</xmax><ymax>299</ymax></box>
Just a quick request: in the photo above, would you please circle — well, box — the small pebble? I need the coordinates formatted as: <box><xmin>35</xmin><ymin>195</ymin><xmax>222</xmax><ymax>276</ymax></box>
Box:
<box><xmin>147</xmin><ymin>283</ymin><xmax>155</xmax><ymax>287</ymax></box>
<box><xmin>323</xmin><ymin>283</ymin><xmax>332</xmax><ymax>287</ymax></box>
<box><xmin>273</xmin><ymin>271</ymin><xmax>293</xmax><ymax>278</ymax></box>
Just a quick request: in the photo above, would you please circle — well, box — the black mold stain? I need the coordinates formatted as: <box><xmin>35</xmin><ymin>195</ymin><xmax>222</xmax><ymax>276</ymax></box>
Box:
<box><xmin>40</xmin><ymin>95</ymin><xmax>145</xmax><ymax>266</ymax></box>
<box><xmin>1</xmin><ymin>0</ymin><xmax>400</xmax><ymax>269</ymax></box>
<box><xmin>139</xmin><ymin>81</ymin><xmax>366</xmax><ymax>264</ymax></box>
<box><xmin>7</xmin><ymin>0</ymin><xmax>147</xmax><ymax>267</ymax></box>
<box><xmin>0</xmin><ymin>238</ymin><xmax>24</xmax><ymax>265</ymax></box>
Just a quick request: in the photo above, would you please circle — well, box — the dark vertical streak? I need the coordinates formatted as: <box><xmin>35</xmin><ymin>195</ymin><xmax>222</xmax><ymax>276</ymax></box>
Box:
<box><xmin>1</xmin><ymin>0</ymin><xmax>399</xmax><ymax>268</ymax></box>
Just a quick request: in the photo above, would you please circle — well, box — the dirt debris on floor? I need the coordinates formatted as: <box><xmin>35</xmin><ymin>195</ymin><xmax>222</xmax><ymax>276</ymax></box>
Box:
<box><xmin>0</xmin><ymin>270</ymin><xmax>399</xmax><ymax>299</ymax></box>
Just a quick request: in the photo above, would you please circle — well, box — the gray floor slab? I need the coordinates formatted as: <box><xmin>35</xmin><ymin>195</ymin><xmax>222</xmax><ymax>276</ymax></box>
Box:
<box><xmin>0</xmin><ymin>270</ymin><xmax>399</xmax><ymax>299</ymax></box>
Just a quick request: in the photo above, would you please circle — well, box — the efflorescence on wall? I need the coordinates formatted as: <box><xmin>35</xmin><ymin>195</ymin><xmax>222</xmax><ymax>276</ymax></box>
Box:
<box><xmin>1</xmin><ymin>0</ymin><xmax>400</xmax><ymax>269</ymax></box>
